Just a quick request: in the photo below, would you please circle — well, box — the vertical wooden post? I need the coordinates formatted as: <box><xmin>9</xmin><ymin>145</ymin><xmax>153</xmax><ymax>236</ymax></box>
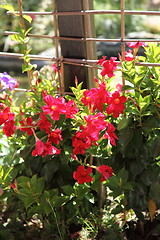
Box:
<box><xmin>120</xmin><ymin>0</ymin><xmax>125</xmax><ymax>87</ymax></box>
<box><xmin>83</xmin><ymin>0</ymin><xmax>97</xmax><ymax>89</ymax></box>
<box><xmin>55</xmin><ymin>0</ymin><xmax>95</xmax><ymax>92</ymax></box>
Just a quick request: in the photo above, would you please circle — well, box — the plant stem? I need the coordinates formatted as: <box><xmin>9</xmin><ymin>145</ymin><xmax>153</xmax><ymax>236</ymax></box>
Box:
<box><xmin>47</xmin><ymin>199</ymin><xmax>63</xmax><ymax>240</ymax></box>
<box><xmin>17</xmin><ymin>0</ymin><xmax>32</xmax><ymax>86</ymax></box>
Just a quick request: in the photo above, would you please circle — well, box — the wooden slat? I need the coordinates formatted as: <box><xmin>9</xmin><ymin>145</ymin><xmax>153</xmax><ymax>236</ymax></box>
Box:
<box><xmin>7</xmin><ymin>10</ymin><xmax>160</xmax><ymax>16</ymax></box>
<box><xmin>56</xmin><ymin>0</ymin><xmax>88</xmax><ymax>91</ymax></box>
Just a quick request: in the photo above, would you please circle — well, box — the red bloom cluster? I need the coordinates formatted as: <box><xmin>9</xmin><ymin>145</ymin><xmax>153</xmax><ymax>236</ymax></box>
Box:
<box><xmin>72</xmin><ymin>113</ymin><xmax>107</xmax><ymax>155</ymax></box>
<box><xmin>103</xmin><ymin>123</ymin><xmax>118</xmax><ymax>146</ymax></box>
<box><xmin>72</xmin><ymin>127</ymin><xmax>92</xmax><ymax>155</ymax></box>
<box><xmin>20</xmin><ymin>117</ymin><xmax>34</xmax><ymax>135</ymax></box>
<box><xmin>0</xmin><ymin>106</ymin><xmax>14</xmax><ymax>125</ymax></box>
<box><xmin>18</xmin><ymin>95</ymin><xmax>78</xmax><ymax>158</ymax></box>
<box><xmin>32</xmin><ymin>140</ymin><xmax>60</xmax><ymax>157</ymax></box>
<box><xmin>97</xmin><ymin>165</ymin><xmax>113</xmax><ymax>182</ymax></box>
<box><xmin>106</xmin><ymin>91</ymin><xmax>127</xmax><ymax>118</ymax></box>
<box><xmin>48</xmin><ymin>128</ymin><xmax>63</xmax><ymax>145</ymax></box>
<box><xmin>81</xmin><ymin>82</ymin><xmax>109</xmax><ymax>111</ymax></box>
<box><xmin>73</xmin><ymin>165</ymin><xmax>93</xmax><ymax>184</ymax></box>
<box><xmin>42</xmin><ymin>95</ymin><xmax>66</xmax><ymax>121</ymax></box>
<box><xmin>19</xmin><ymin>113</ymin><xmax>63</xmax><ymax>157</ymax></box>
<box><xmin>37</xmin><ymin>113</ymin><xmax>52</xmax><ymax>133</ymax></box>
<box><xmin>98</xmin><ymin>56</ymin><xmax>119</xmax><ymax>78</ymax></box>
<box><xmin>0</xmin><ymin>106</ymin><xmax>16</xmax><ymax>137</ymax></box>
<box><xmin>84</xmin><ymin>113</ymin><xmax>107</xmax><ymax>141</ymax></box>
<box><xmin>124</xmin><ymin>50</ymin><xmax>134</xmax><ymax>61</ymax></box>
<box><xmin>3</xmin><ymin>119</ymin><xmax>16</xmax><ymax>137</ymax></box>
<box><xmin>42</xmin><ymin>95</ymin><xmax>78</xmax><ymax>121</ymax></box>
<box><xmin>73</xmin><ymin>164</ymin><xmax>113</xmax><ymax>184</ymax></box>
<box><xmin>72</xmin><ymin>112</ymin><xmax>118</xmax><ymax>155</ymax></box>
<box><xmin>81</xmin><ymin>82</ymin><xmax>127</xmax><ymax>118</ymax></box>
<box><xmin>127</xmin><ymin>41</ymin><xmax>146</xmax><ymax>49</ymax></box>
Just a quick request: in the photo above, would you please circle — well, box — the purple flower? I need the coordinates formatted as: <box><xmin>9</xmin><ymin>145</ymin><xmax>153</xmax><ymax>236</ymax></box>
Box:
<box><xmin>0</xmin><ymin>72</ymin><xmax>18</xmax><ymax>91</ymax></box>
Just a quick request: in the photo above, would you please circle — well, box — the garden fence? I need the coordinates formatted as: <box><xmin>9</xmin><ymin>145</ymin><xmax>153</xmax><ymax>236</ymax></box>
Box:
<box><xmin>0</xmin><ymin>0</ymin><xmax>160</xmax><ymax>93</ymax></box>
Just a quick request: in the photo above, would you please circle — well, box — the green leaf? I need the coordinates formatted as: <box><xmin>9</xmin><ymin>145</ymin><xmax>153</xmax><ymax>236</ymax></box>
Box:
<box><xmin>24</xmin><ymin>197</ymin><xmax>35</xmax><ymax>209</ymax></box>
<box><xmin>44</xmin><ymin>203</ymin><xmax>52</xmax><ymax>215</ymax></box>
<box><xmin>111</xmin><ymin>205</ymin><xmax>123</xmax><ymax>214</ymax></box>
<box><xmin>131</xmin><ymin>129</ymin><xmax>143</xmax><ymax>150</ymax></box>
<box><xmin>151</xmin><ymin>137</ymin><xmax>160</xmax><ymax>160</ymax></box>
<box><xmin>85</xmin><ymin>192</ymin><xmax>95</xmax><ymax>204</ymax></box>
<box><xmin>122</xmin><ymin>85</ymin><xmax>134</xmax><ymax>91</ymax></box>
<box><xmin>3</xmin><ymin>166</ymin><xmax>13</xmax><ymax>181</ymax></box>
<box><xmin>22</xmin><ymin>64</ymin><xmax>31</xmax><ymax>72</ymax></box>
<box><xmin>17</xmin><ymin>176</ymin><xmax>30</xmax><ymax>185</ymax></box>
<box><xmin>23</xmin><ymin>15</ymin><xmax>32</xmax><ymax>23</ymax></box>
<box><xmin>118</xmin><ymin>168</ymin><xmax>128</xmax><ymax>184</ymax></box>
<box><xmin>74</xmin><ymin>184</ymin><xmax>89</xmax><ymax>197</ymax></box>
<box><xmin>52</xmin><ymin>196</ymin><xmax>70</xmax><ymax>207</ymax></box>
<box><xmin>0</xmin><ymin>166</ymin><xmax>4</xmax><ymax>179</ymax></box>
<box><xmin>0</xmin><ymin>4</ymin><xmax>14</xmax><ymax>12</ymax></box>
<box><xmin>106</xmin><ymin>176</ymin><xmax>121</xmax><ymax>193</ymax></box>
<box><xmin>119</xmin><ymin>127</ymin><xmax>133</xmax><ymax>151</ymax></box>
<box><xmin>27</xmin><ymin>205</ymin><xmax>39</xmax><ymax>218</ymax></box>
<box><xmin>34</xmin><ymin>177</ymin><xmax>45</xmax><ymax>194</ymax></box>
<box><xmin>43</xmin><ymin>159</ymin><xmax>60</xmax><ymax>182</ymax></box>
<box><xmin>10</xmin><ymin>34</ymin><xmax>21</xmax><ymax>42</ymax></box>
<box><xmin>62</xmin><ymin>185</ymin><xmax>74</xmax><ymax>195</ymax></box>
<box><xmin>117</xmin><ymin>116</ymin><xmax>130</xmax><ymax>131</ymax></box>
<box><xmin>123</xmin><ymin>182</ymin><xmax>133</xmax><ymax>190</ymax></box>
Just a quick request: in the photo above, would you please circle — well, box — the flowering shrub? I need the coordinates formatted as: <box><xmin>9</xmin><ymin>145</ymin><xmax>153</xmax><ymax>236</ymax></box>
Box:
<box><xmin>0</xmin><ymin>64</ymin><xmax>126</xmax><ymax>184</ymax></box>
<box><xmin>0</xmin><ymin>4</ymin><xmax>160</xmax><ymax>238</ymax></box>
<box><xmin>0</xmin><ymin>43</ymin><xmax>159</xmax><ymax>239</ymax></box>
<box><xmin>0</xmin><ymin>56</ymin><xmax>127</xmax><ymax>239</ymax></box>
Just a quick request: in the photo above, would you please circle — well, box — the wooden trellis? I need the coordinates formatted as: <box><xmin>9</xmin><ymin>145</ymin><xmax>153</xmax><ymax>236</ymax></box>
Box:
<box><xmin>0</xmin><ymin>0</ymin><xmax>160</xmax><ymax>93</ymax></box>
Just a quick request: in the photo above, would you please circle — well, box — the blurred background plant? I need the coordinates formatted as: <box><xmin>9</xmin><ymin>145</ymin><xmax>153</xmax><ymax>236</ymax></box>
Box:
<box><xmin>0</xmin><ymin>0</ymin><xmax>54</xmax><ymax>54</ymax></box>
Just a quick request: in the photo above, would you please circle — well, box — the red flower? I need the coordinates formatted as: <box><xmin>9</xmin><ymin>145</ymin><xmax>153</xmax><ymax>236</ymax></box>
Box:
<box><xmin>0</xmin><ymin>107</ymin><xmax>14</xmax><ymax>125</ymax></box>
<box><xmin>127</xmin><ymin>41</ymin><xmax>146</xmax><ymax>49</ymax></box>
<box><xmin>52</xmin><ymin>63</ymin><xmax>58</xmax><ymax>73</ymax></box>
<box><xmin>65</xmin><ymin>100</ymin><xmax>78</xmax><ymax>119</ymax></box>
<box><xmin>103</xmin><ymin>122</ymin><xmax>118</xmax><ymax>146</ymax></box>
<box><xmin>10</xmin><ymin>182</ymin><xmax>16</xmax><ymax>189</ymax></box>
<box><xmin>72</xmin><ymin>128</ymin><xmax>92</xmax><ymax>155</ymax></box>
<box><xmin>124</xmin><ymin>50</ymin><xmax>134</xmax><ymax>61</ymax></box>
<box><xmin>81</xmin><ymin>88</ymin><xmax>97</xmax><ymax>109</ymax></box>
<box><xmin>10</xmin><ymin>179</ymin><xmax>17</xmax><ymax>189</ymax></box>
<box><xmin>20</xmin><ymin>117</ymin><xmax>34</xmax><ymax>135</ymax></box>
<box><xmin>116</xmin><ymin>84</ymin><xmax>123</xmax><ymax>92</ymax></box>
<box><xmin>97</xmin><ymin>56</ymin><xmax>107</xmax><ymax>65</ymax></box>
<box><xmin>29</xmin><ymin>14</ymin><xmax>36</xmax><ymax>20</ymax></box>
<box><xmin>84</xmin><ymin>113</ymin><xmax>107</xmax><ymax>141</ymax></box>
<box><xmin>98</xmin><ymin>57</ymin><xmax>118</xmax><ymax>78</ymax></box>
<box><xmin>94</xmin><ymin>82</ymin><xmax>110</xmax><ymax>111</ymax></box>
<box><xmin>81</xmin><ymin>82</ymin><xmax>109</xmax><ymax>111</ymax></box>
<box><xmin>37</xmin><ymin>113</ymin><xmax>52</xmax><ymax>133</ymax></box>
<box><xmin>42</xmin><ymin>95</ymin><xmax>66</xmax><ymax>121</ymax></box>
<box><xmin>73</xmin><ymin>165</ymin><xmax>93</xmax><ymax>184</ymax></box>
<box><xmin>106</xmin><ymin>91</ymin><xmax>127</xmax><ymax>118</ymax></box>
<box><xmin>32</xmin><ymin>140</ymin><xmax>61</xmax><ymax>157</ymax></box>
<box><xmin>97</xmin><ymin>165</ymin><xmax>113</xmax><ymax>182</ymax></box>
<box><xmin>48</xmin><ymin>128</ymin><xmax>63</xmax><ymax>145</ymax></box>
<box><xmin>3</xmin><ymin>119</ymin><xmax>16</xmax><ymax>137</ymax></box>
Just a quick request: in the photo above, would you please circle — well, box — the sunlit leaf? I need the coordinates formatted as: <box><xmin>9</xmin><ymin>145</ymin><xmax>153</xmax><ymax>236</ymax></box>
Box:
<box><xmin>0</xmin><ymin>4</ymin><xmax>14</xmax><ymax>12</ymax></box>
